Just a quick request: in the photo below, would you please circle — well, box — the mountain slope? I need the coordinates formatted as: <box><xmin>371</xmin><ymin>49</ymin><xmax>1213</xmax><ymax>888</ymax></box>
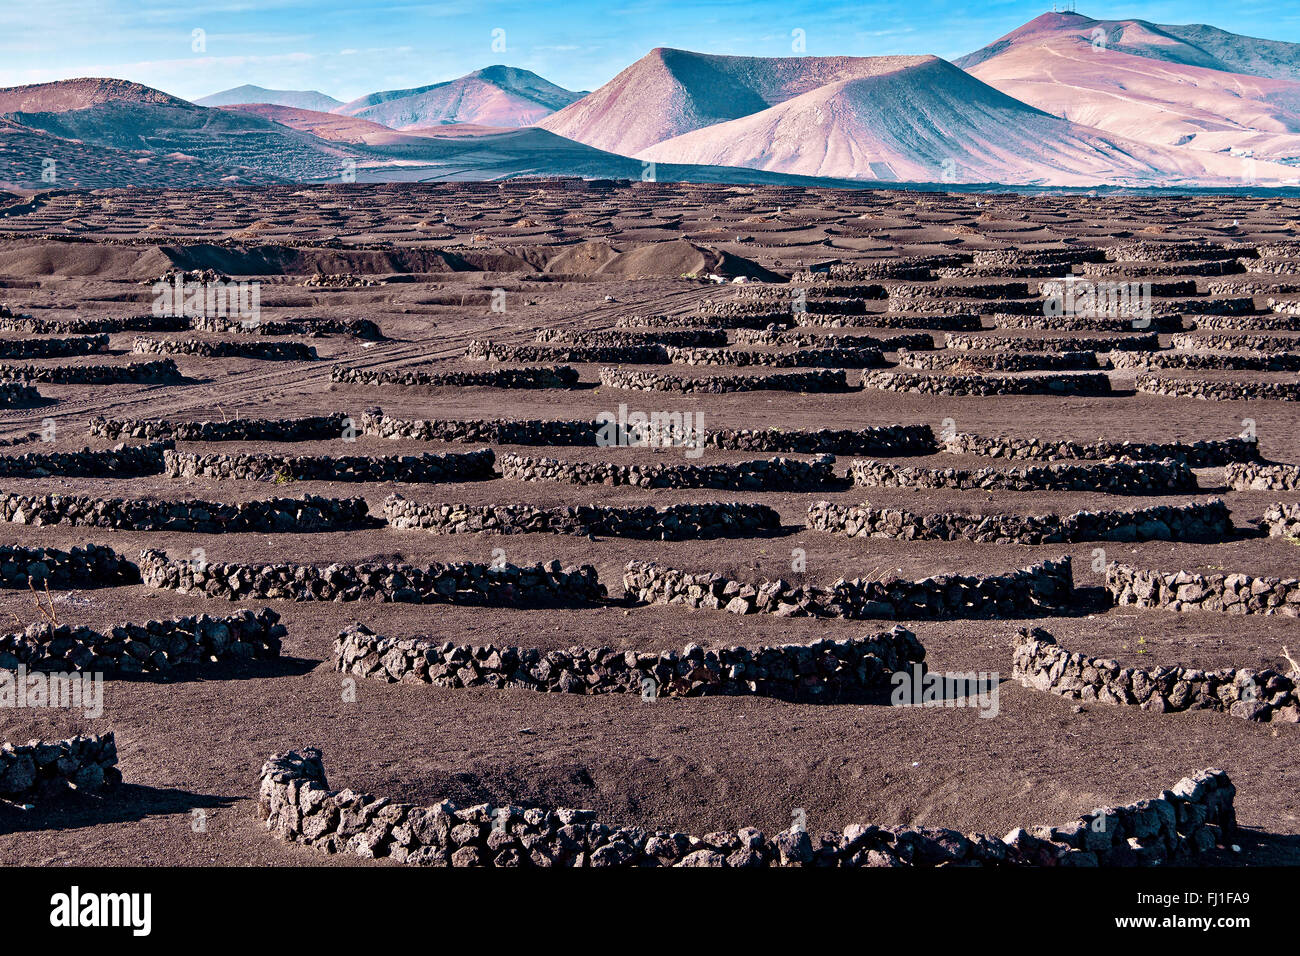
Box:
<box><xmin>957</xmin><ymin>13</ymin><xmax>1300</xmax><ymax>164</ymax></box>
<box><xmin>0</xmin><ymin>77</ymin><xmax>190</xmax><ymax>112</ymax></box>
<box><xmin>335</xmin><ymin>67</ymin><xmax>583</xmax><ymax>128</ymax></box>
<box><xmin>196</xmin><ymin>85</ymin><xmax>342</xmax><ymax>112</ymax></box>
<box><xmin>538</xmin><ymin>48</ymin><xmax>934</xmax><ymax>156</ymax></box>
<box><xmin>639</xmin><ymin>55</ymin><xmax>1298</xmax><ymax>186</ymax></box>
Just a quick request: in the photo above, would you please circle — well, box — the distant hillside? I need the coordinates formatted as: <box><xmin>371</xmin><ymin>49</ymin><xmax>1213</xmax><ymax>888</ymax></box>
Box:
<box><xmin>196</xmin><ymin>85</ymin><xmax>343</xmax><ymax>112</ymax></box>
<box><xmin>335</xmin><ymin>67</ymin><xmax>583</xmax><ymax>128</ymax></box>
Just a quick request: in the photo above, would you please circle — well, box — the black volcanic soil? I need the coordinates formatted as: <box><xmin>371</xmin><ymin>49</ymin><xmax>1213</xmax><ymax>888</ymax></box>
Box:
<box><xmin>0</xmin><ymin>181</ymin><xmax>1297</xmax><ymax>867</ymax></box>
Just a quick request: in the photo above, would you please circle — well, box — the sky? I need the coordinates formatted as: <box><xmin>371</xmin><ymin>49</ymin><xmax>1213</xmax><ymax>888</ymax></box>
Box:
<box><xmin>1</xmin><ymin>0</ymin><xmax>1298</xmax><ymax>102</ymax></box>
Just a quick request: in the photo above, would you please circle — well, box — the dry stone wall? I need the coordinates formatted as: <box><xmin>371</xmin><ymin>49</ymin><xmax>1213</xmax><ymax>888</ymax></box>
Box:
<box><xmin>332</xmin><ymin>365</ymin><xmax>579</xmax><ymax>389</ymax></box>
<box><xmin>798</xmin><ymin>312</ymin><xmax>980</xmax><ymax>330</ymax></box>
<box><xmin>0</xmin><ymin>543</ymin><xmax>137</xmax><ymax>588</ymax></box>
<box><xmin>535</xmin><ymin>328</ymin><xmax>726</xmax><ymax>347</ymax></box>
<box><xmin>944</xmin><ymin>332</ymin><xmax>1159</xmax><ymax>351</ymax></box>
<box><xmin>0</xmin><ymin>335</ymin><xmax>107</xmax><ymax>358</ymax></box>
<box><xmin>499</xmin><ymin>452</ymin><xmax>836</xmax><ymax>490</ymax></box>
<box><xmin>1262</xmin><ymin>502</ymin><xmax>1300</xmax><ymax>538</ymax></box>
<box><xmin>850</xmin><ymin>458</ymin><xmax>1196</xmax><ymax>494</ymax></box>
<box><xmin>0</xmin><ymin>608</ymin><xmax>284</xmax><ymax>673</ymax></box>
<box><xmin>131</xmin><ymin>336</ymin><xmax>318</xmax><ymax>361</ymax></box>
<box><xmin>0</xmin><ymin>382</ymin><xmax>41</xmax><ymax>407</ymax></box>
<box><xmin>138</xmin><ymin>548</ymin><xmax>605</xmax><ymax>606</ymax></box>
<box><xmin>623</xmin><ymin>556</ymin><xmax>1074</xmax><ymax>620</ymax></box>
<box><xmin>1136</xmin><ymin>374</ymin><xmax>1300</xmax><ymax>402</ymax></box>
<box><xmin>0</xmin><ymin>359</ymin><xmax>182</xmax><ymax>384</ymax></box>
<box><xmin>599</xmin><ymin>367</ymin><xmax>850</xmax><ymax>393</ymax></box>
<box><xmin>465</xmin><ymin>339</ymin><xmax>668</xmax><ymax>364</ymax></box>
<box><xmin>91</xmin><ymin>413</ymin><xmax>351</xmax><ymax>442</ymax></box>
<box><xmin>0</xmin><ymin>734</ymin><xmax>120</xmax><ymax>801</ymax></box>
<box><xmin>1225</xmin><ymin>462</ymin><xmax>1300</xmax><ymax>491</ymax></box>
<box><xmin>943</xmin><ymin>432</ymin><xmax>1256</xmax><ymax>466</ymax></box>
<box><xmin>807</xmin><ymin>499</ymin><xmax>1231</xmax><ymax>545</ymax></box>
<box><xmin>1012</xmin><ymin>629</ymin><xmax>1298</xmax><ymax>722</ymax></box>
<box><xmin>665</xmin><ymin>346</ymin><xmax>884</xmax><ymax>368</ymax></box>
<box><xmin>861</xmin><ymin>370</ymin><xmax>1111</xmax><ymax>397</ymax></box>
<box><xmin>163</xmin><ymin>447</ymin><xmax>495</xmax><ymax>483</ymax></box>
<box><xmin>0</xmin><ymin>491</ymin><xmax>369</xmax><ymax>533</ymax></box>
<box><xmin>1107</xmin><ymin>562</ymin><xmax>1300</xmax><ymax>616</ymax></box>
<box><xmin>1110</xmin><ymin>350</ymin><xmax>1300</xmax><ymax>372</ymax></box>
<box><xmin>895</xmin><ymin>349</ymin><xmax>1099</xmax><ymax>372</ymax></box>
<box><xmin>0</xmin><ymin>441</ymin><xmax>170</xmax><ymax>478</ymax></box>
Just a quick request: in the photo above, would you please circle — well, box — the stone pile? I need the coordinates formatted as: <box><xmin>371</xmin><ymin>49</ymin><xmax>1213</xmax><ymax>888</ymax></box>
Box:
<box><xmin>1012</xmin><ymin>629</ymin><xmax>1298</xmax><ymax>722</ymax></box>
<box><xmin>138</xmin><ymin>549</ymin><xmax>606</xmax><ymax>606</ymax></box>
<box><xmin>1225</xmin><ymin>462</ymin><xmax>1300</xmax><ymax>491</ymax></box>
<box><xmin>1261</xmin><ymin>502</ymin><xmax>1300</xmax><ymax>538</ymax></box>
<box><xmin>384</xmin><ymin>497</ymin><xmax>780</xmax><ymax>539</ymax></box>
<box><xmin>622</xmin><ymin>556</ymin><xmax>1074</xmax><ymax>620</ymax></box>
<box><xmin>0</xmin><ymin>608</ymin><xmax>285</xmax><ymax>673</ymax></box>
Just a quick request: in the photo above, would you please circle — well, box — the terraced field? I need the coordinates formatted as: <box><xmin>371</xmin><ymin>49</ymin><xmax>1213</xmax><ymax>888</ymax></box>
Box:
<box><xmin>0</xmin><ymin>180</ymin><xmax>1296</xmax><ymax>868</ymax></box>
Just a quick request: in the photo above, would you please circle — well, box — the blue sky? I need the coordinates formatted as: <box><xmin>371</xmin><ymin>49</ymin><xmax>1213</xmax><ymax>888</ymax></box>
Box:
<box><xmin>2</xmin><ymin>1</ymin><xmax>1298</xmax><ymax>102</ymax></box>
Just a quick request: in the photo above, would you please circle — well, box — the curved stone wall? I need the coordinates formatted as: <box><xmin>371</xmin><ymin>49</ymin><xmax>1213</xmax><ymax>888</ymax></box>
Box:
<box><xmin>0</xmin><ymin>441</ymin><xmax>170</xmax><ymax>478</ymax></box>
<box><xmin>162</xmin><ymin>447</ymin><xmax>495</xmax><ymax>483</ymax></box>
<box><xmin>534</xmin><ymin>328</ymin><xmax>726</xmax><ymax>347</ymax></box>
<box><xmin>849</xmin><ymin>458</ymin><xmax>1196</xmax><ymax>494</ymax></box>
<box><xmin>384</xmin><ymin>496</ymin><xmax>779</xmax><ymax>539</ymax></box>
<box><xmin>336</xmin><ymin>622</ymin><xmax>923</xmax><ymax>702</ymax></box>
<box><xmin>942</xmin><ymin>431</ymin><xmax>1256</xmax><ymax>466</ymax></box>
<box><xmin>1012</xmin><ymin>629</ymin><xmax>1298</xmax><ymax>722</ymax></box>
<box><xmin>0</xmin><ymin>334</ymin><xmax>107</xmax><ymax>358</ymax></box>
<box><xmin>260</xmin><ymin>748</ymin><xmax>1235</xmax><ymax>866</ymax></box>
<box><xmin>0</xmin><ymin>734</ymin><xmax>120</xmax><ymax>800</ymax></box>
<box><xmin>0</xmin><ymin>359</ymin><xmax>182</xmax><ymax>384</ymax></box>
<box><xmin>91</xmin><ymin>413</ymin><xmax>351</xmax><ymax>442</ymax></box>
<box><xmin>331</xmin><ymin>364</ymin><xmax>580</xmax><ymax>389</ymax></box>
<box><xmin>1136</xmin><ymin>374</ymin><xmax>1300</xmax><ymax>403</ymax></box>
<box><xmin>944</xmin><ymin>332</ymin><xmax>1159</xmax><ymax>351</ymax></box>
<box><xmin>0</xmin><ymin>314</ymin><xmax>187</xmax><ymax>334</ymax></box>
<box><xmin>1106</xmin><ymin>562</ymin><xmax>1300</xmax><ymax>616</ymax></box>
<box><xmin>1262</xmin><ymin>502</ymin><xmax>1300</xmax><ymax>538</ymax></box>
<box><xmin>0</xmin><ymin>491</ymin><xmax>370</xmax><ymax>533</ymax></box>
<box><xmin>465</xmin><ymin>339</ymin><xmax>668</xmax><ymax>364</ymax></box>
<box><xmin>0</xmin><ymin>382</ymin><xmax>41</xmax><ymax>407</ymax></box>
<box><xmin>191</xmin><ymin>316</ymin><xmax>382</xmax><ymax>339</ymax></box>
<box><xmin>731</xmin><ymin>329</ymin><xmax>933</xmax><ymax>351</ymax></box>
<box><xmin>0</xmin><ymin>543</ymin><xmax>137</xmax><ymax>588</ymax></box>
<box><xmin>665</xmin><ymin>346</ymin><xmax>884</xmax><ymax>368</ymax></box>
<box><xmin>138</xmin><ymin>548</ymin><xmax>606</xmax><ymax>606</ymax></box>
<box><xmin>895</xmin><ymin>349</ymin><xmax>1099</xmax><ymax>371</ymax></box>
<box><xmin>861</xmin><ymin>370</ymin><xmax>1111</xmax><ymax>397</ymax></box>
<box><xmin>623</xmin><ymin>556</ymin><xmax>1074</xmax><ymax>620</ymax></box>
<box><xmin>131</xmin><ymin>336</ymin><xmax>318</xmax><ymax>361</ymax></box>
<box><xmin>1110</xmin><ymin>350</ymin><xmax>1300</xmax><ymax>372</ymax></box>
<box><xmin>0</xmin><ymin>608</ymin><xmax>285</xmax><ymax>673</ymax></box>
<box><xmin>798</xmin><ymin>312</ymin><xmax>980</xmax><ymax>330</ymax></box>
<box><xmin>499</xmin><ymin>452</ymin><xmax>836</xmax><ymax>490</ymax></box>
<box><xmin>598</xmin><ymin>367</ymin><xmax>850</xmax><ymax>393</ymax></box>
<box><xmin>1171</xmin><ymin>332</ymin><xmax>1300</xmax><ymax>352</ymax></box>
<box><xmin>987</xmin><ymin>314</ymin><xmax>1185</xmax><ymax>333</ymax></box>
<box><xmin>807</xmin><ymin>499</ymin><xmax>1231</xmax><ymax>545</ymax></box>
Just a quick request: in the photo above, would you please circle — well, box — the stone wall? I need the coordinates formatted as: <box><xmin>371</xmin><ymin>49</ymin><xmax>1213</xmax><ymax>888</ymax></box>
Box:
<box><xmin>989</xmin><ymin>313</ymin><xmax>1185</xmax><ymax>333</ymax></box>
<box><xmin>1172</xmin><ymin>331</ymin><xmax>1300</xmax><ymax>351</ymax></box>
<box><xmin>622</xmin><ymin>556</ymin><xmax>1074</xmax><ymax>620</ymax></box>
<box><xmin>1262</xmin><ymin>502</ymin><xmax>1300</xmax><ymax>538</ymax></box>
<box><xmin>258</xmin><ymin>749</ymin><xmax>1240</xmax><ymax>865</ymax></box>
<box><xmin>944</xmin><ymin>332</ymin><xmax>1159</xmax><ymax>351</ymax></box>
<box><xmin>361</xmin><ymin>409</ymin><xmax>599</xmax><ymax>446</ymax></box>
<box><xmin>861</xmin><ymin>370</ymin><xmax>1111</xmax><ymax>397</ymax></box>
<box><xmin>1136</xmin><ymin>374</ymin><xmax>1300</xmax><ymax>403</ymax></box>
<box><xmin>336</xmin><ymin>622</ymin><xmax>923</xmax><ymax>702</ymax></box>
<box><xmin>0</xmin><ymin>734</ymin><xmax>120</xmax><ymax>801</ymax></box>
<box><xmin>1012</xmin><ymin>628</ymin><xmax>1298</xmax><ymax>722</ymax></box>
<box><xmin>191</xmin><ymin>316</ymin><xmax>382</xmax><ymax>339</ymax></box>
<box><xmin>664</xmin><ymin>346</ymin><xmax>884</xmax><ymax>368</ymax></box>
<box><xmin>331</xmin><ymin>365</ymin><xmax>579</xmax><ymax>389</ymax></box>
<box><xmin>0</xmin><ymin>441</ymin><xmax>170</xmax><ymax>478</ymax></box>
<box><xmin>599</xmin><ymin>367</ymin><xmax>850</xmax><ymax>393</ymax></box>
<box><xmin>0</xmin><ymin>359</ymin><xmax>182</xmax><ymax>384</ymax></box>
<box><xmin>465</xmin><ymin>339</ymin><xmax>668</xmax><ymax>364</ymax></box>
<box><xmin>850</xmin><ymin>458</ymin><xmax>1196</xmax><ymax>494</ymax></box>
<box><xmin>535</xmin><ymin>328</ymin><xmax>726</xmax><ymax>347</ymax></box>
<box><xmin>0</xmin><ymin>382</ymin><xmax>41</xmax><ymax>407</ymax></box>
<box><xmin>1225</xmin><ymin>462</ymin><xmax>1300</xmax><ymax>491</ymax></box>
<box><xmin>0</xmin><ymin>334</ymin><xmax>107</xmax><ymax>358</ymax></box>
<box><xmin>384</xmin><ymin>496</ymin><xmax>780</xmax><ymax>539</ymax></box>
<box><xmin>1110</xmin><ymin>350</ymin><xmax>1300</xmax><ymax>372</ymax></box>
<box><xmin>0</xmin><ymin>314</ymin><xmax>187</xmax><ymax>334</ymax></box>
<box><xmin>797</xmin><ymin>312</ymin><xmax>980</xmax><ymax>330</ymax></box>
<box><xmin>701</xmin><ymin>424</ymin><xmax>935</xmax><ymax>456</ymax></box>
<box><xmin>1107</xmin><ymin>562</ymin><xmax>1300</xmax><ymax>616</ymax></box>
<box><xmin>617</xmin><ymin>312</ymin><xmax>790</xmax><ymax>331</ymax></box>
<box><xmin>131</xmin><ymin>336</ymin><xmax>318</xmax><ymax>361</ymax></box>
<box><xmin>0</xmin><ymin>608</ymin><xmax>284</xmax><ymax>673</ymax></box>
<box><xmin>943</xmin><ymin>431</ymin><xmax>1256</xmax><ymax>466</ymax></box>
<box><xmin>1193</xmin><ymin>314</ymin><xmax>1300</xmax><ymax>331</ymax></box>
<box><xmin>0</xmin><ymin>491</ymin><xmax>370</xmax><ymax>533</ymax></box>
<box><xmin>499</xmin><ymin>452</ymin><xmax>836</xmax><ymax>490</ymax></box>
<box><xmin>890</xmin><ymin>280</ymin><xmax>1033</xmax><ymax>300</ymax></box>
<box><xmin>91</xmin><ymin>413</ymin><xmax>351</xmax><ymax>442</ymax></box>
<box><xmin>731</xmin><ymin>329</ymin><xmax>933</xmax><ymax>351</ymax></box>
<box><xmin>895</xmin><ymin>349</ymin><xmax>1099</xmax><ymax>371</ymax></box>
<box><xmin>138</xmin><ymin>548</ymin><xmax>605</xmax><ymax>606</ymax></box>
<box><xmin>807</xmin><ymin>499</ymin><xmax>1231</xmax><ymax>545</ymax></box>
<box><xmin>0</xmin><ymin>543</ymin><xmax>137</xmax><ymax>588</ymax></box>
<box><xmin>162</xmin><ymin>447</ymin><xmax>495</xmax><ymax>483</ymax></box>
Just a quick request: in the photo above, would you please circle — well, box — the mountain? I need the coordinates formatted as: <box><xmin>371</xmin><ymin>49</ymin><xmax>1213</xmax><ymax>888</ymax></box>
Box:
<box><xmin>957</xmin><ymin>13</ymin><xmax>1300</xmax><ymax>165</ymax></box>
<box><xmin>335</xmin><ymin>66</ymin><xmax>583</xmax><ymax>129</ymax></box>
<box><xmin>638</xmin><ymin>54</ymin><xmax>1295</xmax><ymax>186</ymax></box>
<box><xmin>196</xmin><ymin>85</ymin><xmax>343</xmax><ymax>112</ymax></box>
<box><xmin>218</xmin><ymin>104</ymin><xmax>400</xmax><ymax>144</ymax></box>
<box><xmin>538</xmin><ymin>48</ymin><xmax>929</xmax><ymax>156</ymax></box>
<box><xmin>0</xmin><ymin>79</ymin><xmax>361</xmax><ymax>182</ymax></box>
